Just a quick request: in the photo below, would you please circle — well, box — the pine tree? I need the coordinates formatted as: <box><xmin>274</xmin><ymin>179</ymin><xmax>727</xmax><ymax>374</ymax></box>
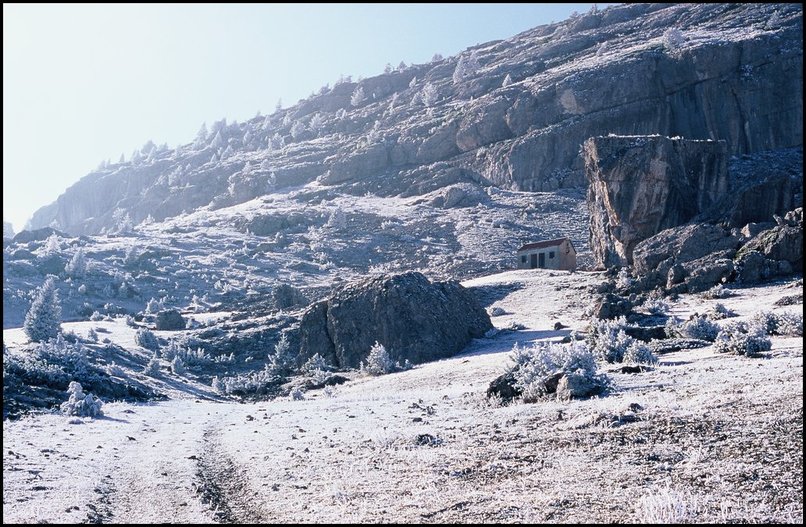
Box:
<box><xmin>65</xmin><ymin>248</ymin><xmax>87</xmax><ymax>278</ymax></box>
<box><xmin>24</xmin><ymin>276</ymin><xmax>62</xmax><ymax>342</ymax></box>
<box><xmin>351</xmin><ymin>85</ymin><xmax>366</xmax><ymax>107</ymax></box>
<box><xmin>453</xmin><ymin>52</ymin><xmax>481</xmax><ymax>84</ymax></box>
<box><xmin>422</xmin><ymin>82</ymin><xmax>439</xmax><ymax>106</ymax></box>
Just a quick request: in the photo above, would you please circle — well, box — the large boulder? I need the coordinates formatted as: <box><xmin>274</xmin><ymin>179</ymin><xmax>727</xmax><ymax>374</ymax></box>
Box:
<box><xmin>155</xmin><ymin>309</ymin><xmax>186</xmax><ymax>331</ymax></box>
<box><xmin>585</xmin><ymin>135</ymin><xmax>729</xmax><ymax>268</ymax></box>
<box><xmin>297</xmin><ymin>272</ymin><xmax>492</xmax><ymax>369</ymax></box>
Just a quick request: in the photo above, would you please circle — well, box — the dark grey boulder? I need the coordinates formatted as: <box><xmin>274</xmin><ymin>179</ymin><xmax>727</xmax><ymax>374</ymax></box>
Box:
<box><xmin>298</xmin><ymin>272</ymin><xmax>492</xmax><ymax>369</ymax></box>
<box><xmin>155</xmin><ymin>309</ymin><xmax>186</xmax><ymax>331</ymax></box>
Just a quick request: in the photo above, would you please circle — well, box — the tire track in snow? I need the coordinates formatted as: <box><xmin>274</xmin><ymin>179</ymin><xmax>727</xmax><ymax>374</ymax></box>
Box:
<box><xmin>195</xmin><ymin>427</ymin><xmax>270</xmax><ymax>524</ymax></box>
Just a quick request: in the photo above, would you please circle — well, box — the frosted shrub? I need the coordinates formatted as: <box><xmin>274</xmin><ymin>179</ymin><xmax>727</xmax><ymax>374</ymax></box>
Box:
<box><xmin>60</xmin><ymin>381</ymin><xmax>103</xmax><ymax>418</ymax></box>
<box><xmin>213</xmin><ymin>352</ymin><xmax>235</xmax><ymax>364</ymax></box>
<box><xmin>176</xmin><ymin>346</ymin><xmax>211</xmax><ymax>367</ymax></box>
<box><xmin>145</xmin><ymin>297</ymin><xmax>163</xmax><ymax>314</ymax></box>
<box><xmin>105</xmin><ymin>363</ymin><xmax>124</xmax><ymax>377</ymax></box>
<box><xmin>87</xmin><ymin>328</ymin><xmax>99</xmax><ymax>342</ymax></box>
<box><xmin>38</xmin><ymin>335</ymin><xmax>89</xmax><ymax>377</ymax></box>
<box><xmin>160</xmin><ymin>340</ymin><xmax>181</xmax><ymax>361</ymax></box>
<box><xmin>509</xmin><ymin>340</ymin><xmax>602</xmax><ymax>403</ymax></box>
<box><xmin>616</xmin><ymin>268</ymin><xmax>633</xmax><ymax>291</ymax></box>
<box><xmin>216</xmin><ymin>368</ymin><xmax>278</xmax><ymax>397</ymax></box>
<box><xmin>662</xmin><ymin>28</ymin><xmax>685</xmax><ymax>52</ymax></box>
<box><xmin>290</xmin><ymin>387</ymin><xmax>305</xmax><ymax>401</ymax></box>
<box><xmin>750</xmin><ymin>311</ymin><xmax>802</xmax><ymax>337</ymax></box>
<box><xmin>361</xmin><ymin>341</ymin><xmax>394</xmax><ymax>376</ymax></box>
<box><xmin>708</xmin><ymin>303</ymin><xmax>737</xmax><ymax>320</ymax></box>
<box><xmin>588</xmin><ymin>317</ymin><xmax>634</xmax><ymax>363</ymax></box>
<box><xmin>713</xmin><ymin>322</ymin><xmax>771</xmax><ymax>357</ymax></box>
<box><xmin>302</xmin><ymin>353</ymin><xmax>331</xmax><ymax>375</ymax></box>
<box><xmin>143</xmin><ymin>354</ymin><xmax>161</xmax><ymax>376</ymax></box>
<box><xmin>623</xmin><ymin>341</ymin><xmax>658</xmax><ymax>365</ymax></box>
<box><xmin>773</xmin><ymin>311</ymin><xmax>803</xmax><ymax>337</ymax></box>
<box><xmin>171</xmin><ymin>356</ymin><xmax>186</xmax><ymax>375</ymax></box>
<box><xmin>678</xmin><ymin>315</ymin><xmax>720</xmax><ymax>342</ymax></box>
<box><xmin>642</xmin><ymin>293</ymin><xmax>670</xmax><ymax>315</ymax></box>
<box><xmin>134</xmin><ymin>328</ymin><xmax>159</xmax><ymax>351</ymax></box>
<box><xmin>702</xmin><ymin>284</ymin><xmax>734</xmax><ymax>299</ymax></box>
<box><xmin>90</xmin><ymin>311</ymin><xmax>104</xmax><ymax>321</ymax></box>
<box><xmin>266</xmin><ymin>333</ymin><xmax>294</xmax><ymax>377</ymax></box>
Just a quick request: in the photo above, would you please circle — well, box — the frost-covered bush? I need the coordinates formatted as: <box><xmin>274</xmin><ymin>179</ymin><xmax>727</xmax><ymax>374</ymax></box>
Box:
<box><xmin>623</xmin><ymin>341</ymin><xmax>658</xmax><ymax>365</ymax></box>
<box><xmin>587</xmin><ymin>317</ymin><xmax>634</xmax><ymax>363</ymax></box>
<box><xmin>616</xmin><ymin>268</ymin><xmax>633</xmax><ymax>291</ymax></box>
<box><xmin>361</xmin><ymin>341</ymin><xmax>394</xmax><ymax>376</ymax></box>
<box><xmin>713</xmin><ymin>322</ymin><xmax>771</xmax><ymax>357</ymax></box>
<box><xmin>105</xmin><ymin>363</ymin><xmax>124</xmax><ymax>377</ymax></box>
<box><xmin>24</xmin><ymin>276</ymin><xmax>62</xmax><ymax>342</ymax></box>
<box><xmin>509</xmin><ymin>340</ymin><xmax>603</xmax><ymax>403</ymax></box>
<box><xmin>677</xmin><ymin>315</ymin><xmax>720</xmax><ymax>342</ymax></box>
<box><xmin>171</xmin><ymin>356</ymin><xmax>186</xmax><ymax>375</ymax></box>
<box><xmin>134</xmin><ymin>328</ymin><xmax>159</xmax><ymax>351</ymax></box>
<box><xmin>87</xmin><ymin>328</ymin><xmax>99</xmax><ymax>342</ymax></box>
<box><xmin>702</xmin><ymin>284</ymin><xmax>734</xmax><ymax>299</ymax></box>
<box><xmin>90</xmin><ymin>311</ymin><xmax>104</xmax><ymax>321</ymax></box>
<box><xmin>145</xmin><ymin>297</ymin><xmax>163</xmax><ymax>314</ymax></box>
<box><xmin>38</xmin><ymin>334</ymin><xmax>89</xmax><ymax>377</ymax></box>
<box><xmin>213</xmin><ymin>352</ymin><xmax>235</xmax><ymax>364</ymax></box>
<box><xmin>125</xmin><ymin>314</ymin><xmax>137</xmax><ymax>327</ymax></box>
<box><xmin>662</xmin><ymin>28</ymin><xmax>685</xmax><ymax>51</ymax></box>
<box><xmin>215</xmin><ymin>368</ymin><xmax>279</xmax><ymax>397</ymax></box>
<box><xmin>301</xmin><ymin>353</ymin><xmax>331</xmax><ymax>375</ymax></box>
<box><xmin>143</xmin><ymin>354</ymin><xmax>161</xmax><ymax>376</ymax></box>
<box><xmin>642</xmin><ymin>292</ymin><xmax>670</xmax><ymax>315</ymax></box>
<box><xmin>176</xmin><ymin>346</ymin><xmax>211</xmax><ymax>367</ymax></box>
<box><xmin>290</xmin><ymin>386</ymin><xmax>305</xmax><ymax>401</ymax></box>
<box><xmin>65</xmin><ymin>248</ymin><xmax>87</xmax><ymax>278</ymax></box>
<box><xmin>708</xmin><ymin>303</ymin><xmax>737</xmax><ymax>320</ymax></box>
<box><xmin>60</xmin><ymin>381</ymin><xmax>103</xmax><ymax>418</ymax></box>
<box><xmin>266</xmin><ymin>333</ymin><xmax>294</xmax><ymax>376</ymax></box>
<box><xmin>772</xmin><ymin>311</ymin><xmax>803</xmax><ymax>337</ymax></box>
<box><xmin>750</xmin><ymin>311</ymin><xmax>802</xmax><ymax>337</ymax></box>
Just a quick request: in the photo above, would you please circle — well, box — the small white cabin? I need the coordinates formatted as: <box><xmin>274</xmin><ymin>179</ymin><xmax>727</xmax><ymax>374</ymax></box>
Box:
<box><xmin>517</xmin><ymin>238</ymin><xmax>576</xmax><ymax>271</ymax></box>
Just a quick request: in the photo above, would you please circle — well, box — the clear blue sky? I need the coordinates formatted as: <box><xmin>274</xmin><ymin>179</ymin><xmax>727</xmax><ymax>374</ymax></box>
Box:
<box><xmin>3</xmin><ymin>3</ymin><xmax>610</xmax><ymax>232</ymax></box>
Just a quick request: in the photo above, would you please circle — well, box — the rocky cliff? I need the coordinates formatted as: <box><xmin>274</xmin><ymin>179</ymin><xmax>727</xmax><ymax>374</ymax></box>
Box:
<box><xmin>297</xmin><ymin>272</ymin><xmax>492</xmax><ymax>369</ymax></box>
<box><xmin>28</xmin><ymin>3</ymin><xmax>803</xmax><ymax>235</ymax></box>
<box><xmin>585</xmin><ymin>135</ymin><xmax>729</xmax><ymax>268</ymax></box>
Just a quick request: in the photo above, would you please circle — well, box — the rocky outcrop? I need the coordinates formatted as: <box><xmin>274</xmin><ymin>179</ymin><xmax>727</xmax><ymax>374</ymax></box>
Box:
<box><xmin>735</xmin><ymin>207</ymin><xmax>803</xmax><ymax>283</ymax></box>
<box><xmin>632</xmin><ymin>223</ymin><xmax>741</xmax><ymax>293</ymax></box>
<box><xmin>297</xmin><ymin>272</ymin><xmax>492</xmax><ymax>369</ymax></box>
<box><xmin>28</xmin><ymin>3</ymin><xmax>802</xmax><ymax>236</ymax></box>
<box><xmin>585</xmin><ymin>136</ymin><xmax>729</xmax><ymax>268</ymax></box>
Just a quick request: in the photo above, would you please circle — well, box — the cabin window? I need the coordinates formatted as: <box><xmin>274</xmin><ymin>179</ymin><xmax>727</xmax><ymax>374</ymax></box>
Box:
<box><xmin>521</xmin><ymin>255</ymin><xmax>527</xmax><ymax>263</ymax></box>
<box><xmin>549</xmin><ymin>251</ymin><xmax>555</xmax><ymax>259</ymax></box>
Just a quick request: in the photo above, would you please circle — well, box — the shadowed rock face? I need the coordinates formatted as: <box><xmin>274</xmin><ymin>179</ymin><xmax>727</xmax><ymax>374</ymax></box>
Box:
<box><xmin>585</xmin><ymin>136</ymin><xmax>729</xmax><ymax>268</ymax></box>
<box><xmin>27</xmin><ymin>3</ymin><xmax>802</xmax><ymax>236</ymax></box>
<box><xmin>298</xmin><ymin>272</ymin><xmax>492</xmax><ymax>369</ymax></box>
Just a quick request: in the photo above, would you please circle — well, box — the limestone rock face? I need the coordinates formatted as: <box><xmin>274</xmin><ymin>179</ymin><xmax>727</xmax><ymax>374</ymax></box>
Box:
<box><xmin>297</xmin><ymin>272</ymin><xmax>492</xmax><ymax>369</ymax></box>
<box><xmin>26</xmin><ymin>3</ymin><xmax>802</xmax><ymax>236</ymax></box>
<box><xmin>585</xmin><ymin>136</ymin><xmax>729</xmax><ymax>268</ymax></box>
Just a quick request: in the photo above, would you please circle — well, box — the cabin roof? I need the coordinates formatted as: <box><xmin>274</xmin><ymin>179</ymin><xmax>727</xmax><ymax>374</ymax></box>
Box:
<box><xmin>517</xmin><ymin>237</ymin><xmax>574</xmax><ymax>252</ymax></box>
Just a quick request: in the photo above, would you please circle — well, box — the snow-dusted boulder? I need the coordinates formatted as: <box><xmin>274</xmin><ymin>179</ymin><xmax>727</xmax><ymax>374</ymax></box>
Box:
<box><xmin>298</xmin><ymin>272</ymin><xmax>492</xmax><ymax>369</ymax></box>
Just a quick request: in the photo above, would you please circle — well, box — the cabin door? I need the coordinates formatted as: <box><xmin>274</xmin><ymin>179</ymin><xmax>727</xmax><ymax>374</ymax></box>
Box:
<box><xmin>530</xmin><ymin>253</ymin><xmax>537</xmax><ymax>269</ymax></box>
<box><xmin>538</xmin><ymin>253</ymin><xmax>545</xmax><ymax>268</ymax></box>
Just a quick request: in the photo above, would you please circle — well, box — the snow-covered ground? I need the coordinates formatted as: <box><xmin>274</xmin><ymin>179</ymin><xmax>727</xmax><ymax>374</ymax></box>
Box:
<box><xmin>3</xmin><ymin>271</ymin><xmax>802</xmax><ymax>523</ymax></box>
